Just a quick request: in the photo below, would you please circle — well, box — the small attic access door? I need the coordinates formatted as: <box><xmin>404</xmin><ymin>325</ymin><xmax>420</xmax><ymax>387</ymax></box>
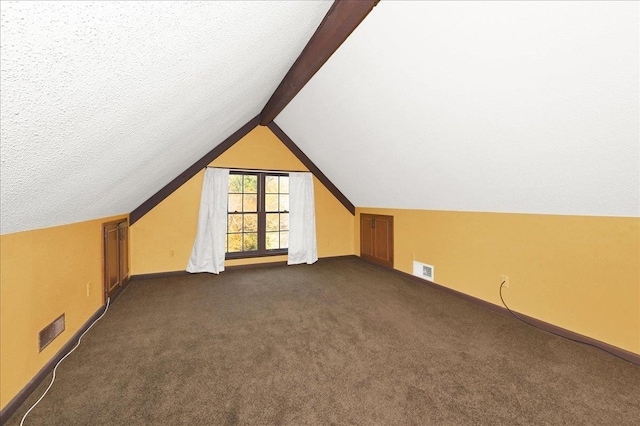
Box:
<box><xmin>360</xmin><ymin>214</ymin><xmax>394</xmax><ymax>268</ymax></box>
<box><xmin>103</xmin><ymin>219</ymin><xmax>129</xmax><ymax>302</ymax></box>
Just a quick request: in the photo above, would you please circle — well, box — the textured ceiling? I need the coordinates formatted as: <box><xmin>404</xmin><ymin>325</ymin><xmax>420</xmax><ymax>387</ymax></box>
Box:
<box><xmin>0</xmin><ymin>0</ymin><xmax>332</xmax><ymax>234</ymax></box>
<box><xmin>276</xmin><ymin>1</ymin><xmax>640</xmax><ymax>217</ymax></box>
<box><xmin>2</xmin><ymin>1</ymin><xmax>638</xmax><ymax>237</ymax></box>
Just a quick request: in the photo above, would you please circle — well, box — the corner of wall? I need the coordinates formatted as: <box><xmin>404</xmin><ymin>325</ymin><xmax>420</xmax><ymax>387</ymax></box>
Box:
<box><xmin>0</xmin><ymin>214</ymin><xmax>127</xmax><ymax>410</ymax></box>
<box><xmin>130</xmin><ymin>126</ymin><xmax>354</xmax><ymax>276</ymax></box>
<box><xmin>355</xmin><ymin>207</ymin><xmax>640</xmax><ymax>355</ymax></box>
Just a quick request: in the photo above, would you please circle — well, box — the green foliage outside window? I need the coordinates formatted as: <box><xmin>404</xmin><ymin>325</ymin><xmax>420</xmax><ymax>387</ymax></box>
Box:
<box><xmin>225</xmin><ymin>172</ymin><xmax>289</xmax><ymax>256</ymax></box>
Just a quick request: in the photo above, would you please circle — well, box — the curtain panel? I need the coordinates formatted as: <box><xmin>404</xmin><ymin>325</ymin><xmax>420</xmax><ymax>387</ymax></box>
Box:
<box><xmin>288</xmin><ymin>172</ymin><xmax>318</xmax><ymax>265</ymax></box>
<box><xmin>186</xmin><ymin>168</ymin><xmax>229</xmax><ymax>274</ymax></box>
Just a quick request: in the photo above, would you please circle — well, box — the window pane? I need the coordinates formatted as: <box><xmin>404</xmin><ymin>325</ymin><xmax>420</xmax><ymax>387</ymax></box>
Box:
<box><xmin>228</xmin><ymin>214</ymin><xmax>242</xmax><ymax>232</ymax></box>
<box><xmin>265</xmin><ymin>194</ymin><xmax>278</xmax><ymax>212</ymax></box>
<box><xmin>266</xmin><ymin>232</ymin><xmax>279</xmax><ymax>250</ymax></box>
<box><xmin>228</xmin><ymin>194</ymin><xmax>242</xmax><ymax>213</ymax></box>
<box><xmin>280</xmin><ymin>213</ymin><xmax>289</xmax><ymax>231</ymax></box>
<box><xmin>243</xmin><ymin>194</ymin><xmax>257</xmax><ymax>212</ymax></box>
<box><xmin>265</xmin><ymin>176</ymin><xmax>278</xmax><ymax>193</ymax></box>
<box><xmin>229</xmin><ymin>175</ymin><xmax>243</xmax><ymax>193</ymax></box>
<box><xmin>227</xmin><ymin>172</ymin><xmax>290</xmax><ymax>256</ymax></box>
<box><xmin>266</xmin><ymin>213</ymin><xmax>279</xmax><ymax>232</ymax></box>
<box><xmin>244</xmin><ymin>175</ymin><xmax>257</xmax><ymax>193</ymax></box>
<box><xmin>244</xmin><ymin>214</ymin><xmax>257</xmax><ymax>232</ymax></box>
<box><xmin>279</xmin><ymin>176</ymin><xmax>289</xmax><ymax>193</ymax></box>
<box><xmin>228</xmin><ymin>234</ymin><xmax>242</xmax><ymax>252</ymax></box>
<box><xmin>279</xmin><ymin>194</ymin><xmax>289</xmax><ymax>212</ymax></box>
<box><xmin>243</xmin><ymin>233</ymin><xmax>258</xmax><ymax>251</ymax></box>
<box><xmin>280</xmin><ymin>231</ymin><xmax>289</xmax><ymax>249</ymax></box>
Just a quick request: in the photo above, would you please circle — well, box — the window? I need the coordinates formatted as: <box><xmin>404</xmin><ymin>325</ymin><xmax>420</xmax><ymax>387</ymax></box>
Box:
<box><xmin>226</xmin><ymin>171</ymin><xmax>289</xmax><ymax>258</ymax></box>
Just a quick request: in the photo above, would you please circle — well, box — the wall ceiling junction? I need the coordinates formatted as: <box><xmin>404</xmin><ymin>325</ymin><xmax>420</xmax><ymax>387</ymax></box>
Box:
<box><xmin>276</xmin><ymin>1</ymin><xmax>639</xmax><ymax>217</ymax></box>
<box><xmin>0</xmin><ymin>0</ymin><xmax>332</xmax><ymax>234</ymax></box>
<box><xmin>1</xmin><ymin>1</ymin><xmax>638</xmax><ymax>238</ymax></box>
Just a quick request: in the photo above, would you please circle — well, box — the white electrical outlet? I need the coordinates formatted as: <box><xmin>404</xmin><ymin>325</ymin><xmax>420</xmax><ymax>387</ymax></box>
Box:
<box><xmin>501</xmin><ymin>275</ymin><xmax>509</xmax><ymax>288</ymax></box>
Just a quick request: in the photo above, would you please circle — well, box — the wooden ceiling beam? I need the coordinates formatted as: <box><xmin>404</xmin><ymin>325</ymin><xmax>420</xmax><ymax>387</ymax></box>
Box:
<box><xmin>259</xmin><ymin>0</ymin><xmax>379</xmax><ymax>125</ymax></box>
<box><xmin>130</xmin><ymin>116</ymin><xmax>260</xmax><ymax>225</ymax></box>
<box><xmin>268</xmin><ymin>122</ymin><xmax>355</xmax><ymax>215</ymax></box>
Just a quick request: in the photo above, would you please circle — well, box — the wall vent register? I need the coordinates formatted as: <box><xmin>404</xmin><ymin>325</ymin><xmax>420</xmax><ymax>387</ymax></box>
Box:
<box><xmin>39</xmin><ymin>314</ymin><xmax>65</xmax><ymax>352</ymax></box>
<box><xmin>413</xmin><ymin>261</ymin><xmax>434</xmax><ymax>281</ymax></box>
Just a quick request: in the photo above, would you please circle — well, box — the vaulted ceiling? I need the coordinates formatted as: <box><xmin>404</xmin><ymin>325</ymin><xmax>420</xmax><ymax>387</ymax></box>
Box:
<box><xmin>276</xmin><ymin>1</ymin><xmax>639</xmax><ymax>218</ymax></box>
<box><xmin>0</xmin><ymin>1</ymin><xmax>332</xmax><ymax>234</ymax></box>
<box><xmin>1</xmin><ymin>1</ymin><xmax>638</xmax><ymax>235</ymax></box>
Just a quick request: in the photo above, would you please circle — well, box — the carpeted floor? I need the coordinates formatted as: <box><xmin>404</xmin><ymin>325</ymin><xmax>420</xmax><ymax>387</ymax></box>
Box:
<box><xmin>6</xmin><ymin>258</ymin><xmax>640</xmax><ymax>425</ymax></box>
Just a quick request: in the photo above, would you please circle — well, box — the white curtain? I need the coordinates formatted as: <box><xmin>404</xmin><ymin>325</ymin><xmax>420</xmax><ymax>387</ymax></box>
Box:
<box><xmin>288</xmin><ymin>172</ymin><xmax>318</xmax><ymax>265</ymax></box>
<box><xmin>186</xmin><ymin>168</ymin><xmax>229</xmax><ymax>274</ymax></box>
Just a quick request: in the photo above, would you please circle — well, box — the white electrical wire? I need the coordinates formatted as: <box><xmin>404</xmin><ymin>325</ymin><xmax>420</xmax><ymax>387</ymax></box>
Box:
<box><xmin>20</xmin><ymin>297</ymin><xmax>111</xmax><ymax>426</ymax></box>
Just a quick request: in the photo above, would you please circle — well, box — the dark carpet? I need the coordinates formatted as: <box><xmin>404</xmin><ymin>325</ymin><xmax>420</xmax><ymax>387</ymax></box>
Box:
<box><xmin>6</xmin><ymin>258</ymin><xmax>640</xmax><ymax>425</ymax></box>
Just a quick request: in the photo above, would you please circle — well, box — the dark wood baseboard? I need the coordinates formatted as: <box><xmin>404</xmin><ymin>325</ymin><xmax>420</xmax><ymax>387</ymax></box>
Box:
<box><xmin>130</xmin><ymin>270</ymin><xmax>191</xmax><ymax>281</ymax></box>
<box><xmin>131</xmin><ymin>255</ymin><xmax>358</xmax><ymax>281</ymax></box>
<box><xmin>357</xmin><ymin>257</ymin><xmax>640</xmax><ymax>365</ymax></box>
<box><xmin>106</xmin><ymin>276</ymin><xmax>131</xmax><ymax>303</ymax></box>
<box><xmin>0</xmin><ymin>305</ymin><xmax>107</xmax><ymax>425</ymax></box>
<box><xmin>317</xmin><ymin>255</ymin><xmax>358</xmax><ymax>262</ymax></box>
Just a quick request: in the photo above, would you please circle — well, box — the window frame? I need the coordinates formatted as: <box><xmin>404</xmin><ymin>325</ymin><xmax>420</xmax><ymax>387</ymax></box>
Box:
<box><xmin>225</xmin><ymin>170</ymin><xmax>289</xmax><ymax>259</ymax></box>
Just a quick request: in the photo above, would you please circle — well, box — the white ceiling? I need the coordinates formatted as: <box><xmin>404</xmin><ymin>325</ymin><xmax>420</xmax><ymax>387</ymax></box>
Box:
<box><xmin>2</xmin><ymin>1</ymin><xmax>638</xmax><ymax>236</ymax></box>
<box><xmin>277</xmin><ymin>1</ymin><xmax>640</xmax><ymax>217</ymax></box>
<box><xmin>0</xmin><ymin>0</ymin><xmax>332</xmax><ymax>234</ymax></box>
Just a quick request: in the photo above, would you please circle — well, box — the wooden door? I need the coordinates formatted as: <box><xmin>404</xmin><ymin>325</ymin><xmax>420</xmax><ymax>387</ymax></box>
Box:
<box><xmin>103</xmin><ymin>219</ymin><xmax>129</xmax><ymax>301</ymax></box>
<box><xmin>360</xmin><ymin>214</ymin><xmax>394</xmax><ymax>268</ymax></box>
<box><xmin>118</xmin><ymin>222</ymin><xmax>129</xmax><ymax>283</ymax></box>
<box><xmin>104</xmin><ymin>223</ymin><xmax>121</xmax><ymax>299</ymax></box>
<box><xmin>360</xmin><ymin>215</ymin><xmax>375</xmax><ymax>258</ymax></box>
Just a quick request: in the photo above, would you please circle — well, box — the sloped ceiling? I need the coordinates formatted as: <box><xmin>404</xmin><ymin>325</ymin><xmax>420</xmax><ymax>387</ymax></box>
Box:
<box><xmin>0</xmin><ymin>0</ymin><xmax>332</xmax><ymax>235</ymax></box>
<box><xmin>276</xmin><ymin>1</ymin><xmax>639</xmax><ymax>217</ymax></box>
<box><xmin>2</xmin><ymin>1</ymin><xmax>638</xmax><ymax>237</ymax></box>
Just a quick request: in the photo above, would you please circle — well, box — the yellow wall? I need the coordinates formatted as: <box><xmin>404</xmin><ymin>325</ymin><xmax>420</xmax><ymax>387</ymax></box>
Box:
<box><xmin>355</xmin><ymin>208</ymin><xmax>640</xmax><ymax>354</ymax></box>
<box><xmin>130</xmin><ymin>126</ymin><xmax>354</xmax><ymax>274</ymax></box>
<box><xmin>0</xmin><ymin>214</ymin><xmax>127</xmax><ymax>410</ymax></box>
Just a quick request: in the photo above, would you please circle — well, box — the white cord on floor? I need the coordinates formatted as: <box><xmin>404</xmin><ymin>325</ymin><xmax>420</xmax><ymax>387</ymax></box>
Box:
<box><xmin>20</xmin><ymin>297</ymin><xmax>111</xmax><ymax>426</ymax></box>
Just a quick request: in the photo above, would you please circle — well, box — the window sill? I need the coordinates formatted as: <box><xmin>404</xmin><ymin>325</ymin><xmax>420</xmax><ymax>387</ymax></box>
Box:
<box><xmin>225</xmin><ymin>250</ymin><xmax>288</xmax><ymax>260</ymax></box>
